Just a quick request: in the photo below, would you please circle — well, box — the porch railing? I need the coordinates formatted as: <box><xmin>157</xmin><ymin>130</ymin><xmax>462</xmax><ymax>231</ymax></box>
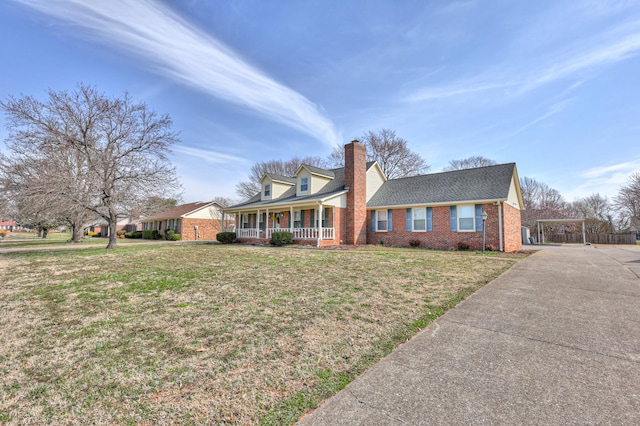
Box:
<box><xmin>236</xmin><ymin>228</ymin><xmax>258</xmax><ymax>238</ymax></box>
<box><xmin>237</xmin><ymin>227</ymin><xmax>334</xmax><ymax>240</ymax></box>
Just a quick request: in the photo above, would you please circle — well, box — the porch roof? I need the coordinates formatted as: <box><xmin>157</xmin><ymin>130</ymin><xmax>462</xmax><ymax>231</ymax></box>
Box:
<box><xmin>224</xmin><ymin>188</ymin><xmax>348</xmax><ymax>212</ymax></box>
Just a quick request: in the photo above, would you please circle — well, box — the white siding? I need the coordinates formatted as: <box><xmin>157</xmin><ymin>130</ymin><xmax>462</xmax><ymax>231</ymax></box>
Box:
<box><xmin>324</xmin><ymin>193</ymin><xmax>347</xmax><ymax>208</ymax></box>
<box><xmin>310</xmin><ymin>175</ymin><xmax>332</xmax><ymax>193</ymax></box>
<box><xmin>366</xmin><ymin>165</ymin><xmax>386</xmax><ymax>201</ymax></box>
<box><xmin>185</xmin><ymin>205</ymin><xmax>223</xmax><ymax>219</ymax></box>
<box><xmin>506</xmin><ymin>177</ymin><xmax>521</xmax><ymax>210</ymax></box>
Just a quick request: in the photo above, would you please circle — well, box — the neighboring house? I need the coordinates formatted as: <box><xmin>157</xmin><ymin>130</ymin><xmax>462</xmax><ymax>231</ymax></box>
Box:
<box><xmin>224</xmin><ymin>141</ymin><xmax>524</xmax><ymax>252</ymax></box>
<box><xmin>140</xmin><ymin>201</ymin><xmax>229</xmax><ymax>241</ymax></box>
<box><xmin>86</xmin><ymin>217</ymin><xmax>133</xmax><ymax>237</ymax></box>
<box><xmin>0</xmin><ymin>221</ymin><xmax>28</xmax><ymax>232</ymax></box>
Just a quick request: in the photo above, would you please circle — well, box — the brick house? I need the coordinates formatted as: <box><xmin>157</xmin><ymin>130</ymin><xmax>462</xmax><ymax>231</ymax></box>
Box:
<box><xmin>224</xmin><ymin>141</ymin><xmax>524</xmax><ymax>252</ymax></box>
<box><xmin>140</xmin><ymin>201</ymin><xmax>229</xmax><ymax>241</ymax></box>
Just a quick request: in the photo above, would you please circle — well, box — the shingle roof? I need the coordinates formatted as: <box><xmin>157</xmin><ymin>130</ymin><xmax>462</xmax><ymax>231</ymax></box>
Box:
<box><xmin>367</xmin><ymin>163</ymin><xmax>517</xmax><ymax>207</ymax></box>
<box><xmin>300</xmin><ymin>164</ymin><xmax>335</xmax><ymax>179</ymax></box>
<box><xmin>264</xmin><ymin>173</ymin><xmax>296</xmax><ymax>184</ymax></box>
<box><xmin>226</xmin><ymin>161</ymin><xmax>379</xmax><ymax>210</ymax></box>
<box><xmin>143</xmin><ymin>201</ymin><xmax>215</xmax><ymax>220</ymax></box>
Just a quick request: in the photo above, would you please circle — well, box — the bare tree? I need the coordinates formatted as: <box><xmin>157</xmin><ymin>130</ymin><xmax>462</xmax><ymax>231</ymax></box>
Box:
<box><xmin>0</xmin><ymin>138</ymin><xmax>95</xmax><ymax>241</ymax></box>
<box><xmin>138</xmin><ymin>196</ymin><xmax>180</xmax><ymax>217</ymax></box>
<box><xmin>569</xmin><ymin>194</ymin><xmax>615</xmax><ymax>233</ymax></box>
<box><xmin>1</xmin><ymin>83</ymin><xmax>181</xmax><ymax>248</ymax></box>
<box><xmin>614</xmin><ymin>172</ymin><xmax>640</xmax><ymax>223</ymax></box>
<box><xmin>235</xmin><ymin>156</ymin><xmax>327</xmax><ymax>200</ymax></box>
<box><xmin>443</xmin><ymin>156</ymin><xmax>497</xmax><ymax>171</ymax></box>
<box><xmin>519</xmin><ymin>176</ymin><xmax>568</xmax><ymax>230</ymax></box>
<box><xmin>328</xmin><ymin>129</ymin><xmax>429</xmax><ymax>179</ymax></box>
<box><xmin>211</xmin><ymin>196</ymin><xmax>236</xmax><ymax>208</ymax></box>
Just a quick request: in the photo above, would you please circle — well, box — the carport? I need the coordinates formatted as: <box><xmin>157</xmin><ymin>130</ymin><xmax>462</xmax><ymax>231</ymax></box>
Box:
<box><xmin>536</xmin><ymin>218</ymin><xmax>586</xmax><ymax>245</ymax></box>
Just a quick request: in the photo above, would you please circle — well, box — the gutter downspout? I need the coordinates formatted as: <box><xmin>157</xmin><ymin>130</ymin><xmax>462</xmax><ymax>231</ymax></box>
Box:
<box><xmin>498</xmin><ymin>201</ymin><xmax>504</xmax><ymax>252</ymax></box>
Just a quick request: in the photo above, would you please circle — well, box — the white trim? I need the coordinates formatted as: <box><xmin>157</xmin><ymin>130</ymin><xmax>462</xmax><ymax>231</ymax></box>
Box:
<box><xmin>375</xmin><ymin>209</ymin><xmax>389</xmax><ymax>232</ymax></box>
<box><xmin>369</xmin><ymin>198</ymin><xmax>506</xmax><ymax>210</ymax></box>
<box><xmin>457</xmin><ymin>204</ymin><xmax>476</xmax><ymax>232</ymax></box>
<box><xmin>411</xmin><ymin>207</ymin><xmax>427</xmax><ymax>232</ymax></box>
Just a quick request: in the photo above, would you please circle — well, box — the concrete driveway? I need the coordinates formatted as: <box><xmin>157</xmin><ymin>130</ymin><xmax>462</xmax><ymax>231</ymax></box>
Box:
<box><xmin>298</xmin><ymin>245</ymin><xmax>640</xmax><ymax>425</ymax></box>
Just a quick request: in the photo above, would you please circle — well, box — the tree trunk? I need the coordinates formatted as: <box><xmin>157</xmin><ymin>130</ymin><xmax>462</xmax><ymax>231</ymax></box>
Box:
<box><xmin>41</xmin><ymin>228</ymin><xmax>49</xmax><ymax>239</ymax></box>
<box><xmin>106</xmin><ymin>215</ymin><xmax>118</xmax><ymax>249</ymax></box>
<box><xmin>70</xmin><ymin>222</ymin><xmax>84</xmax><ymax>243</ymax></box>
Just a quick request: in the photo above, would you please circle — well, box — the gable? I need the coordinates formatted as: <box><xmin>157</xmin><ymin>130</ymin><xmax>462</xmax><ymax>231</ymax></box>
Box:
<box><xmin>184</xmin><ymin>204</ymin><xmax>223</xmax><ymax>219</ymax></box>
<box><xmin>366</xmin><ymin>162</ymin><xmax>386</xmax><ymax>202</ymax></box>
<box><xmin>296</xmin><ymin>168</ymin><xmax>333</xmax><ymax>197</ymax></box>
<box><xmin>261</xmin><ymin>175</ymin><xmax>295</xmax><ymax>201</ymax></box>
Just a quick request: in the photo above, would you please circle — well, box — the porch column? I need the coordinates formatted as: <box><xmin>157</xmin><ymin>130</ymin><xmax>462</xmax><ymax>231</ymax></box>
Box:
<box><xmin>290</xmin><ymin>206</ymin><xmax>293</xmax><ymax>233</ymax></box>
<box><xmin>256</xmin><ymin>209</ymin><xmax>260</xmax><ymax>238</ymax></box>
<box><xmin>266</xmin><ymin>208</ymin><xmax>269</xmax><ymax>238</ymax></box>
<box><xmin>582</xmin><ymin>220</ymin><xmax>586</xmax><ymax>245</ymax></box>
<box><xmin>317</xmin><ymin>204</ymin><xmax>323</xmax><ymax>247</ymax></box>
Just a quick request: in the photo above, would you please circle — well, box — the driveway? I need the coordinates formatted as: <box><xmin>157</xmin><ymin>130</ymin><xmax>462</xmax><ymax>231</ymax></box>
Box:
<box><xmin>298</xmin><ymin>245</ymin><xmax>640</xmax><ymax>425</ymax></box>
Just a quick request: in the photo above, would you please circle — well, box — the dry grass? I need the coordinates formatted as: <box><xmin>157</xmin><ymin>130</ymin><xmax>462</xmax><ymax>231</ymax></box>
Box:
<box><xmin>0</xmin><ymin>244</ymin><xmax>523</xmax><ymax>424</ymax></box>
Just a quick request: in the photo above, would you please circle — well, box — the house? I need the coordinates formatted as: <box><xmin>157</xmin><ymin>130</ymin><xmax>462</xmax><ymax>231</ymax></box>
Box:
<box><xmin>224</xmin><ymin>141</ymin><xmax>524</xmax><ymax>252</ymax></box>
<box><xmin>0</xmin><ymin>221</ymin><xmax>28</xmax><ymax>232</ymax></box>
<box><xmin>140</xmin><ymin>201</ymin><xmax>230</xmax><ymax>241</ymax></box>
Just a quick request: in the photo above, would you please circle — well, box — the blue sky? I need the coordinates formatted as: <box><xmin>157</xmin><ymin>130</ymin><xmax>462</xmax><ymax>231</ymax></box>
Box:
<box><xmin>1</xmin><ymin>0</ymin><xmax>639</xmax><ymax>204</ymax></box>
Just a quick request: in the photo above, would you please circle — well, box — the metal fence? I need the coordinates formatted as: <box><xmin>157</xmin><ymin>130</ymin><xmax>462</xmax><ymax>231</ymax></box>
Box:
<box><xmin>548</xmin><ymin>233</ymin><xmax>637</xmax><ymax>245</ymax></box>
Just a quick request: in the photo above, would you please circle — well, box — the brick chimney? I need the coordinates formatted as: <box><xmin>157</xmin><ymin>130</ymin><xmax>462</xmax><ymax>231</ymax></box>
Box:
<box><xmin>344</xmin><ymin>140</ymin><xmax>367</xmax><ymax>245</ymax></box>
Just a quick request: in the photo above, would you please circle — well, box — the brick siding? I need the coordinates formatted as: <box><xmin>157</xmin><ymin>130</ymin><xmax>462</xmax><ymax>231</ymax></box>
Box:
<box><xmin>181</xmin><ymin>218</ymin><xmax>222</xmax><ymax>241</ymax></box>
<box><xmin>366</xmin><ymin>204</ymin><xmax>520</xmax><ymax>251</ymax></box>
<box><xmin>502</xmin><ymin>203</ymin><xmax>522</xmax><ymax>252</ymax></box>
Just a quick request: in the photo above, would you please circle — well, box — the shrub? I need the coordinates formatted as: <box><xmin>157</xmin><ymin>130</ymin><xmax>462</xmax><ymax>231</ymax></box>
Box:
<box><xmin>457</xmin><ymin>242</ymin><xmax>470</xmax><ymax>251</ymax></box>
<box><xmin>409</xmin><ymin>239</ymin><xmax>421</xmax><ymax>248</ymax></box>
<box><xmin>124</xmin><ymin>231</ymin><xmax>134</xmax><ymax>238</ymax></box>
<box><xmin>170</xmin><ymin>233</ymin><xmax>181</xmax><ymax>241</ymax></box>
<box><xmin>271</xmin><ymin>231</ymin><xmax>293</xmax><ymax>246</ymax></box>
<box><xmin>164</xmin><ymin>229</ymin><xmax>175</xmax><ymax>241</ymax></box>
<box><xmin>0</xmin><ymin>231</ymin><xmax>6</xmax><ymax>239</ymax></box>
<box><xmin>143</xmin><ymin>230</ymin><xmax>159</xmax><ymax>240</ymax></box>
<box><xmin>216</xmin><ymin>232</ymin><xmax>236</xmax><ymax>244</ymax></box>
<box><xmin>116</xmin><ymin>230</ymin><xmax>126</xmax><ymax>236</ymax></box>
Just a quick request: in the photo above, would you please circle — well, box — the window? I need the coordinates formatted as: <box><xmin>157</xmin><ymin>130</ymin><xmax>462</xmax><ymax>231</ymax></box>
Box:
<box><xmin>322</xmin><ymin>208</ymin><xmax>330</xmax><ymax>227</ymax></box>
<box><xmin>413</xmin><ymin>208</ymin><xmax>426</xmax><ymax>231</ymax></box>
<box><xmin>300</xmin><ymin>177</ymin><xmax>308</xmax><ymax>192</ymax></box>
<box><xmin>264</xmin><ymin>184</ymin><xmax>271</xmax><ymax>197</ymax></box>
<box><xmin>376</xmin><ymin>209</ymin><xmax>388</xmax><ymax>231</ymax></box>
<box><xmin>294</xmin><ymin>211</ymin><xmax>302</xmax><ymax>228</ymax></box>
<box><xmin>242</xmin><ymin>214</ymin><xmax>250</xmax><ymax>229</ymax></box>
<box><xmin>458</xmin><ymin>205</ymin><xmax>475</xmax><ymax>231</ymax></box>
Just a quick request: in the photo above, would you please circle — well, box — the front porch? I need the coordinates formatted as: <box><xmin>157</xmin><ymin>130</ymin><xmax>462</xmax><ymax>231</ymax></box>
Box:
<box><xmin>230</xmin><ymin>205</ymin><xmax>341</xmax><ymax>246</ymax></box>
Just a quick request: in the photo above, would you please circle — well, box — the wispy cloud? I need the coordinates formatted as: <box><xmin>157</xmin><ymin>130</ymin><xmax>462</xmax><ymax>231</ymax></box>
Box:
<box><xmin>14</xmin><ymin>0</ymin><xmax>341</xmax><ymax>147</ymax></box>
<box><xmin>405</xmin><ymin>20</ymin><xmax>640</xmax><ymax>103</ymax></box>
<box><xmin>406</xmin><ymin>81</ymin><xmax>514</xmax><ymax>102</ymax></box>
<box><xmin>520</xmin><ymin>31</ymin><xmax>640</xmax><ymax>93</ymax></box>
<box><xmin>172</xmin><ymin>146</ymin><xmax>248</xmax><ymax>165</ymax></box>
<box><xmin>582</xmin><ymin>159</ymin><xmax>640</xmax><ymax>179</ymax></box>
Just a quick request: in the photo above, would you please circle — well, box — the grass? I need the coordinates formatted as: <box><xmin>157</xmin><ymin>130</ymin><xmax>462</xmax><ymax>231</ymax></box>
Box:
<box><xmin>0</xmin><ymin>232</ymin><xmax>158</xmax><ymax>250</ymax></box>
<box><xmin>0</xmin><ymin>243</ymin><xmax>527</xmax><ymax>424</ymax></box>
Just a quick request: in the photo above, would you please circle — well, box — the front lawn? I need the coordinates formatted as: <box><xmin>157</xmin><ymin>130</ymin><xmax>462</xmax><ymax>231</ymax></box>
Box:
<box><xmin>0</xmin><ymin>244</ymin><xmax>524</xmax><ymax>424</ymax></box>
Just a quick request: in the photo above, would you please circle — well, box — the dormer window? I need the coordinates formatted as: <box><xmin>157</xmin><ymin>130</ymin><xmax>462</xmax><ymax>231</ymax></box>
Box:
<box><xmin>300</xmin><ymin>177</ymin><xmax>308</xmax><ymax>192</ymax></box>
<box><xmin>264</xmin><ymin>184</ymin><xmax>271</xmax><ymax>197</ymax></box>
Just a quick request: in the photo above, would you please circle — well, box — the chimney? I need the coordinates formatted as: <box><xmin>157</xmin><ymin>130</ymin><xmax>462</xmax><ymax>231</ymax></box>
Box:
<box><xmin>344</xmin><ymin>140</ymin><xmax>367</xmax><ymax>245</ymax></box>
